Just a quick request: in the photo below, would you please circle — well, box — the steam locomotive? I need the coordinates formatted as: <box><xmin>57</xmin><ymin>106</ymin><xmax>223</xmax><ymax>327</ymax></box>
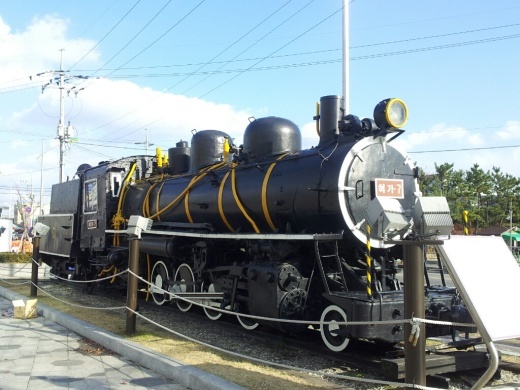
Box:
<box><xmin>38</xmin><ymin>95</ymin><xmax>466</xmax><ymax>351</ymax></box>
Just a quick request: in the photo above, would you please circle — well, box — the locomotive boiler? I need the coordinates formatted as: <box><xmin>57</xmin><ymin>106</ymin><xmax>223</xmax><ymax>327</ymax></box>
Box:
<box><xmin>38</xmin><ymin>95</ymin><xmax>466</xmax><ymax>351</ymax></box>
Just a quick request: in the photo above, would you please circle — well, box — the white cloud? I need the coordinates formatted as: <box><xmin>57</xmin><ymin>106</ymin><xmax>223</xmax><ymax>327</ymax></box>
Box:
<box><xmin>497</xmin><ymin>121</ymin><xmax>520</xmax><ymax>140</ymax></box>
<box><xmin>0</xmin><ymin>14</ymin><xmax>260</xmax><ymax>208</ymax></box>
<box><xmin>0</xmin><ymin>15</ymin><xmax>99</xmax><ymax>90</ymax></box>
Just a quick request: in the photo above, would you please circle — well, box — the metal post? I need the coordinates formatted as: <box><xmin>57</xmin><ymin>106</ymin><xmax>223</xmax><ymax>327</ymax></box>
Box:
<box><xmin>30</xmin><ymin>236</ymin><xmax>41</xmax><ymax>297</ymax></box>
<box><xmin>58</xmin><ymin>49</ymin><xmax>65</xmax><ymax>184</ymax></box>
<box><xmin>126</xmin><ymin>238</ymin><xmax>140</xmax><ymax>334</ymax></box>
<box><xmin>404</xmin><ymin>243</ymin><xmax>426</xmax><ymax>387</ymax></box>
<box><xmin>342</xmin><ymin>0</ymin><xmax>350</xmax><ymax>114</ymax></box>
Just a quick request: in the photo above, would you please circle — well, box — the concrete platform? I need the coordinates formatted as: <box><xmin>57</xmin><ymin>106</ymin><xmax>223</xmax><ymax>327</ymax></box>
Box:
<box><xmin>0</xmin><ymin>286</ymin><xmax>244</xmax><ymax>390</ymax></box>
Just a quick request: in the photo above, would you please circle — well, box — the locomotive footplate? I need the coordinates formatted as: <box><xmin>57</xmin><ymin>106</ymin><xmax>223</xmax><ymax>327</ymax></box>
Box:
<box><xmin>322</xmin><ymin>290</ymin><xmax>457</xmax><ymax>345</ymax></box>
<box><xmin>323</xmin><ymin>291</ymin><xmax>406</xmax><ymax>344</ymax></box>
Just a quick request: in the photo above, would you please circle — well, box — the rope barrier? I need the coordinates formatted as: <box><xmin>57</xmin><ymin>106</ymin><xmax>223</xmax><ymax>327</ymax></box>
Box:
<box><xmin>29</xmin><ymin>282</ymin><xmax>127</xmax><ymax>311</ymax></box>
<box><xmin>47</xmin><ymin>268</ymin><xmax>129</xmax><ymax>284</ymax></box>
<box><xmin>0</xmin><ymin>261</ymin><xmax>471</xmax><ymax>390</ymax></box>
<box><xmin>0</xmin><ymin>262</ymin><xmax>476</xmax><ymax>328</ymax></box>
<box><xmin>131</xmin><ymin>271</ymin><xmax>476</xmax><ymax>329</ymax></box>
<box><xmin>127</xmin><ymin>307</ymin><xmax>444</xmax><ymax>390</ymax></box>
<box><xmin>0</xmin><ymin>279</ymin><xmax>31</xmax><ymax>285</ymax></box>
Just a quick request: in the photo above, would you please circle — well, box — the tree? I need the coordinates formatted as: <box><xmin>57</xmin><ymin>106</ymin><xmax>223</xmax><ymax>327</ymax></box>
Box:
<box><xmin>419</xmin><ymin>163</ymin><xmax>469</xmax><ymax>224</ymax></box>
<box><xmin>15</xmin><ymin>190</ymin><xmax>36</xmax><ymax>254</ymax></box>
<box><xmin>489</xmin><ymin>167</ymin><xmax>520</xmax><ymax>226</ymax></box>
<box><xmin>465</xmin><ymin>164</ymin><xmax>491</xmax><ymax>231</ymax></box>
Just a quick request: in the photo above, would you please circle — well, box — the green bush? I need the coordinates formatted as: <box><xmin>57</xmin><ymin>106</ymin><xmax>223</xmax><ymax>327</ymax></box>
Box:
<box><xmin>0</xmin><ymin>253</ymin><xmax>31</xmax><ymax>263</ymax></box>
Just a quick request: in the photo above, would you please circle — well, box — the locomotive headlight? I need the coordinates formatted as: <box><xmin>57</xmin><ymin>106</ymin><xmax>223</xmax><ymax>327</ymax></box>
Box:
<box><xmin>373</xmin><ymin>98</ymin><xmax>408</xmax><ymax>129</ymax></box>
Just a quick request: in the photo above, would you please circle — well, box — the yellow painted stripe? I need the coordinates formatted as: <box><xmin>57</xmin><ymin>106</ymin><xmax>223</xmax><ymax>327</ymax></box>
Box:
<box><xmin>366</xmin><ymin>224</ymin><xmax>372</xmax><ymax>298</ymax></box>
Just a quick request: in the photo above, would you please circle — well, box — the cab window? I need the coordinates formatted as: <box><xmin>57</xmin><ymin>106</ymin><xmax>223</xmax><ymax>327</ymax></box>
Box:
<box><xmin>84</xmin><ymin>179</ymin><xmax>98</xmax><ymax>213</ymax></box>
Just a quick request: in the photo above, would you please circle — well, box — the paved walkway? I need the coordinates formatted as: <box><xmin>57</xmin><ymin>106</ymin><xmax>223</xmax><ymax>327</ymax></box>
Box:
<box><xmin>0</xmin><ymin>286</ymin><xmax>244</xmax><ymax>390</ymax></box>
<box><xmin>0</xmin><ymin>297</ymin><xmax>187</xmax><ymax>390</ymax></box>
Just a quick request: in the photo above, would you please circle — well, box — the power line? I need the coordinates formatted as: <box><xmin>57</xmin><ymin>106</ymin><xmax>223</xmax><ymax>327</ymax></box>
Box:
<box><xmin>55</xmin><ymin>31</ymin><xmax>520</xmax><ymax>81</ymax></box>
<box><xmin>66</xmin><ymin>22</ymin><xmax>520</xmax><ymax>74</ymax></box>
<box><xmin>90</xmin><ymin>0</ymin><xmax>174</xmax><ymax>78</ymax></box>
<box><xmin>102</xmin><ymin>0</ymin><xmax>207</xmax><ymax>79</ymax></box>
<box><xmin>68</xmin><ymin>0</ymin><xmax>143</xmax><ymax>70</ymax></box>
<box><xmin>200</xmin><ymin>7</ymin><xmax>343</xmax><ymax>98</ymax></box>
<box><xmin>4</xmin><ymin>22</ymin><xmax>518</xmax><ymax>93</ymax></box>
<box><xmin>410</xmin><ymin>145</ymin><xmax>520</xmax><ymax>154</ymax></box>
<box><xmin>180</xmin><ymin>0</ymin><xmax>312</xmax><ymax>94</ymax></box>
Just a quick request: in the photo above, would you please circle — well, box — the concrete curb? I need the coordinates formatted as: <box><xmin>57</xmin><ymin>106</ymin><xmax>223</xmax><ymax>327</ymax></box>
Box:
<box><xmin>0</xmin><ymin>286</ymin><xmax>245</xmax><ymax>390</ymax></box>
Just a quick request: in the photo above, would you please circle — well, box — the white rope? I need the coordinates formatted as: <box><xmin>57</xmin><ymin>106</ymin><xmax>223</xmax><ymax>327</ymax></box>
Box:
<box><xmin>0</xmin><ymin>278</ymin><xmax>31</xmax><ymax>285</ymax></box>
<box><xmin>48</xmin><ymin>268</ymin><xmax>129</xmax><ymax>284</ymax></box>
<box><xmin>409</xmin><ymin>318</ymin><xmax>421</xmax><ymax>347</ymax></box>
<box><xmin>30</xmin><ymin>282</ymin><xmax>127</xmax><ymax>311</ymax></box>
<box><xmin>0</xmin><ymin>261</ymin><xmax>32</xmax><ymax>275</ymax></box>
<box><xmin>132</xmin><ymin>271</ymin><xmax>477</xmax><ymax>329</ymax></box>
<box><xmin>132</xmin><ymin>270</ymin><xmax>398</xmax><ymax>326</ymax></box>
<box><xmin>127</xmin><ymin>307</ymin><xmax>444</xmax><ymax>390</ymax></box>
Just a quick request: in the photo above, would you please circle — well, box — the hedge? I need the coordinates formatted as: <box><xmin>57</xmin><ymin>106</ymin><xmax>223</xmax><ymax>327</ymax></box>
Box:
<box><xmin>0</xmin><ymin>253</ymin><xmax>31</xmax><ymax>263</ymax></box>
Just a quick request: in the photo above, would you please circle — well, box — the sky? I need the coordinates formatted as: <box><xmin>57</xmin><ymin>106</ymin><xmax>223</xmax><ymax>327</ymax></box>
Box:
<box><xmin>1</xmin><ymin>0</ymin><xmax>519</xmax><ymax>215</ymax></box>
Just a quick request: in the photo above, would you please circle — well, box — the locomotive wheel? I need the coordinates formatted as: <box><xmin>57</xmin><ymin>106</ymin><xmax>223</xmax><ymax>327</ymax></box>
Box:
<box><xmin>201</xmin><ymin>282</ymin><xmax>222</xmax><ymax>321</ymax></box>
<box><xmin>320</xmin><ymin>305</ymin><xmax>351</xmax><ymax>352</ymax></box>
<box><xmin>236</xmin><ymin>308</ymin><xmax>259</xmax><ymax>330</ymax></box>
<box><xmin>150</xmin><ymin>261</ymin><xmax>170</xmax><ymax>306</ymax></box>
<box><xmin>174</xmin><ymin>263</ymin><xmax>195</xmax><ymax>312</ymax></box>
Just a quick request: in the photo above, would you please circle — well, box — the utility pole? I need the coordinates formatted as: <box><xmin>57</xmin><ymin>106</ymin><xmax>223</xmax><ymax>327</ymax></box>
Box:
<box><xmin>135</xmin><ymin>128</ymin><xmax>154</xmax><ymax>155</ymax></box>
<box><xmin>37</xmin><ymin>49</ymin><xmax>87</xmax><ymax>183</ymax></box>
<box><xmin>39</xmin><ymin>141</ymin><xmax>44</xmax><ymax>216</ymax></box>
<box><xmin>58</xmin><ymin>49</ymin><xmax>66</xmax><ymax>183</ymax></box>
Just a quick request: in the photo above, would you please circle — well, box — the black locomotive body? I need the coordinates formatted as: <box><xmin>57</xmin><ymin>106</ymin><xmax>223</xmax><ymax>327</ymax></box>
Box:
<box><xmin>38</xmin><ymin>95</ymin><xmax>465</xmax><ymax>351</ymax></box>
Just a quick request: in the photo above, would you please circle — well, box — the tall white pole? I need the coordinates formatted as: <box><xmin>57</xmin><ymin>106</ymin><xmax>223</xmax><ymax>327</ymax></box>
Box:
<box><xmin>342</xmin><ymin>0</ymin><xmax>350</xmax><ymax>114</ymax></box>
<box><xmin>58</xmin><ymin>49</ymin><xmax>65</xmax><ymax>183</ymax></box>
<box><xmin>40</xmin><ymin>140</ymin><xmax>44</xmax><ymax>216</ymax></box>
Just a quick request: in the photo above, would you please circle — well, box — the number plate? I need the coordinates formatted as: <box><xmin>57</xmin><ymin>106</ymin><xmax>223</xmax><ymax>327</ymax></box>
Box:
<box><xmin>374</xmin><ymin>178</ymin><xmax>404</xmax><ymax>199</ymax></box>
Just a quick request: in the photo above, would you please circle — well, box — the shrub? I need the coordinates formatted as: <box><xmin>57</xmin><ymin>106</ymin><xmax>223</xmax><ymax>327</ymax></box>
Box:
<box><xmin>0</xmin><ymin>253</ymin><xmax>31</xmax><ymax>263</ymax></box>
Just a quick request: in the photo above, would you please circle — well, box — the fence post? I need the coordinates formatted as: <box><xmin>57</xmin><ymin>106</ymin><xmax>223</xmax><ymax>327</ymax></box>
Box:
<box><xmin>126</xmin><ymin>238</ymin><xmax>140</xmax><ymax>334</ymax></box>
<box><xmin>403</xmin><ymin>243</ymin><xmax>426</xmax><ymax>387</ymax></box>
<box><xmin>30</xmin><ymin>236</ymin><xmax>41</xmax><ymax>297</ymax></box>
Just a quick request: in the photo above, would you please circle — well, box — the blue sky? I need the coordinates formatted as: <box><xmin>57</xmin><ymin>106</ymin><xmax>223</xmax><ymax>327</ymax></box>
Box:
<box><xmin>1</xmin><ymin>0</ymin><xmax>519</xmax><ymax>213</ymax></box>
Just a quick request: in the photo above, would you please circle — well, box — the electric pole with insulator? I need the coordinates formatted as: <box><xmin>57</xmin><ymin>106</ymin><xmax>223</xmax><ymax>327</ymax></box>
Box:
<box><xmin>36</xmin><ymin>49</ymin><xmax>88</xmax><ymax>183</ymax></box>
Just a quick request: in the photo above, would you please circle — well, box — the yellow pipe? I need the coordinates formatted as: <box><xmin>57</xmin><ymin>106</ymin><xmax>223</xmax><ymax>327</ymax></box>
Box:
<box><xmin>110</xmin><ymin>267</ymin><xmax>118</xmax><ymax>284</ymax></box>
<box><xmin>156</xmin><ymin>147</ymin><xmax>163</xmax><ymax>167</ymax></box>
<box><xmin>231</xmin><ymin>167</ymin><xmax>260</xmax><ymax>233</ymax></box>
<box><xmin>218</xmin><ymin>170</ymin><xmax>234</xmax><ymax>232</ymax></box>
<box><xmin>261</xmin><ymin>154</ymin><xmax>287</xmax><ymax>232</ymax></box>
